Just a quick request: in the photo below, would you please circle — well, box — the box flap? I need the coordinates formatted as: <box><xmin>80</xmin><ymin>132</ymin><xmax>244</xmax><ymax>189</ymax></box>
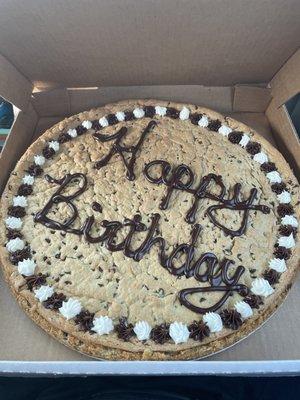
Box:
<box><xmin>270</xmin><ymin>50</ymin><xmax>300</xmax><ymax>107</ymax></box>
<box><xmin>233</xmin><ymin>86</ymin><xmax>271</xmax><ymax>112</ymax></box>
<box><xmin>0</xmin><ymin>1</ymin><xmax>299</xmax><ymax>88</ymax></box>
<box><xmin>32</xmin><ymin>86</ymin><xmax>233</xmax><ymax>117</ymax></box>
<box><xmin>0</xmin><ymin>54</ymin><xmax>32</xmax><ymax>111</ymax></box>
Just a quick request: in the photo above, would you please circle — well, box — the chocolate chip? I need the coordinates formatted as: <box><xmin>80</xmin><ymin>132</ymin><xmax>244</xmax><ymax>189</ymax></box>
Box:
<box><xmin>7</xmin><ymin>206</ymin><xmax>26</xmax><ymax>218</ymax></box>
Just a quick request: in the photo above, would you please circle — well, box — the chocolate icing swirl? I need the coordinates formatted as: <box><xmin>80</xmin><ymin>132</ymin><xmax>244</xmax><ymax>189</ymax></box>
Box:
<box><xmin>74</xmin><ymin>310</ymin><xmax>95</xmax><ymax>332</ymax></box>
<box><xmin>143</xmin><ymin>160</ymin><xmax>270</xmax><ymax>236</ymax></box>
<box><xmin>220</xmin><ymin>309</ymin><xmax>243</xmax><ymax>330</ymax></box>
<box><xmin>150</xmin><ymin>323</ymin><xmax>170</xmax><ymax>344</ymax></box>
<box><xmin>188</xmin><ymin>321</ymin><xmax>210</xmax><ymax>341</ymax></box>
<box><xmin>93</xmin><ymin>120</ymin><xmax>157</xmax><ymax>181</ymax></box>
<box><xmin>25</xmin><ymin>273</ymin><xmax>47</xmax><ymax>291</ymax></box>
<box><xmin>115</xmin><ymin>318</ymin><xmax>134</xmax><ymax>341</ymax></box>
<box><xmin>43</xmin><ymin>293</ymin><xmax>66</xmax><ymax>310</ymax></box>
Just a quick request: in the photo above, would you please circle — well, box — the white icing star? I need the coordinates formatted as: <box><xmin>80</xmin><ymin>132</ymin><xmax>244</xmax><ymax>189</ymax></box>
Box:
<box><xmin>82</xmin><ymin>120</ymin><xmax>92</xmax><ymax>130</ymax></box>
<box><xmin>68</xmin><ymin>128</ymin><xmax>77</xmax><ymax>138</ymax></box>
<box><xmin>17</xmin><ymin>258</ymin><xmax>36</xmax><ymax>276</ymax></box>
<box><xmin>59</xmin><ymin>298</ymin><xmax>82</xmax><ymax>320</ymax></box>
<box><xmin>169</xmin><ymin>322</ymin><xmax>190</xmax><ymax>344</ymax></box>
<box><xmin>179</xmin><ymin>107</ymin><xmax>190</xmax><ymax>121</ymax></box>
<box><xmin>277</xmin><ymin>233</ymin><xmax>295</xmax><ymax>249</ymax></box>
<box><xmin>99</xmin><ymin>117</ymin><xmax>109</xmax><ymax>127</ymax></box>
<box><xmin>155</xmin><ymin>106</ymin><xmax>167</xmax><ymax>116</ymax></box>
<box><xmin>281</xmin><ymin>215</ymin><xmax>298</xmax><ymax>227</ymax></box>
<box><xmin>92</xmin><ymin>316</ymin><xmax>114</xmax><ymax>335</ymax></box>
<box><xmin>266</xmin><ymin>171</ymin><xmax>282</xmax><ymax>184</ymax></box>
<box><xmin>6</xmin><ymin>238</ymin><xmax>25</xmax><ymax>253</ymax></box>
<box><xmin>277</xmin><ymin>191</ymin><xmax>291</xmax><ymax>204</ymax></box>
<box><xmin>116</xmin><ymin>111</ymin><xmax>125</xmax><ymax>122</ymax></box>
<box><xmin>251</xmin><ymin>278</ymin><xmax>274</xmax><ymax>297</ymax></box>
<box><xmin>34</xmin><ymin>155</ymin><xmax>45</xmax><ymax>166</ymax></box>
<box><xmin>198</xmin><ymin>116</ymin><xmax>209</xmax><ymax>127</ymax></box>
<box><xmin>203</xmin><ymin>312</ymin><xmax>223</xmax><ymax>333</ymax></box>
<box><xmin>133</xmin><ymin>321</ymin><xmax>152</xmax><ymax>341</ymax></box>
<box><xmin>34</xmin><ymin>285</ymin><xmax>54</xmax><ymax>302</ymax></box>
<box><xmin>218</xmin><ymin>125</ymin><xmax>232</xmax><ymax>136</ymax></box>
<box><xmin>22</xmin><ymin>175</ymin><xmax>34</xmax><ymax>185</ymax></box>
<box><xmin>239</xmin><ymin>134</ymin><xmax>250</xmax><ymax>148</ymax></box>
<box><xmin>253</xmin><ymin>152</ymin><xmax>268</xmax><ymax>164</ymax></box>
<box><xmin>49</xmin><ymin>141</ymin><xmax>60</xmax><ymax>152</ymax></box>
<box><xmin>269</xmin><ymin>258</ymin><xmax>287</xmax><ymax>273</ymax></box>
<box><xmin>5</xmin><ymin>217</ymin><xmax>22</xmax><ymax>230</ymax></box>
<box><xmin>13</xmin><ymin>196</ymin><xmax>27</xmax><ymax>207</ymax></box>
<box><xmin>133</xmin><ymin>108</ymin><xmax>145</xmax><ymax>119</ymax></box>
<box><xmin>234</xmin><ymin>301</ymin><xmax>253</xmax><ymax>319</ymax></box>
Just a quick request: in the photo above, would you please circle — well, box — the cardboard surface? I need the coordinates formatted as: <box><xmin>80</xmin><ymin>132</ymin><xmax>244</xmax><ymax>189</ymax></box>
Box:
<box><xmin>0</xmin><ymin>1</ymin><xmax>299</xmax><ymax>88</ymax></box>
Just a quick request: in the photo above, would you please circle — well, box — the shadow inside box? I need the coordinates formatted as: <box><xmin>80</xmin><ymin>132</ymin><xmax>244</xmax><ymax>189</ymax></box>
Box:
<box><xmin>0</xmin><ymin>376</ymin><xmax>300</xmax><ymax>400</ymax></box>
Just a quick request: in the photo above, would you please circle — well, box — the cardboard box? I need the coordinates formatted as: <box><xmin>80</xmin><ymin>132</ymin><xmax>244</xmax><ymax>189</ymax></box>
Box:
<box><xmin>0</xmin><ymin>1</ymin><xmax>299</xmax><ymax>376</ymax></box>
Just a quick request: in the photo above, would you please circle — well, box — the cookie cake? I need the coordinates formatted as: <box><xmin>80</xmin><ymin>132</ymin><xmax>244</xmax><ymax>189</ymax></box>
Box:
<box><xmin>0</xmin><ymin>100</ymin><xmax>299</xmax><ymax>360</ymax></box>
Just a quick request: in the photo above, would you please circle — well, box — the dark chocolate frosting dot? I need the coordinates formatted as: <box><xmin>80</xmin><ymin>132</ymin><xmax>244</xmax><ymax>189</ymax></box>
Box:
<box><xmin>74</xmin><ymin>310</ymin><xmax>95</xmax><ymax>332</ymax></box>
<box><xmin>246</xmin><ymin>141</ymin><xmax>261</xmax><ymax>155</ymax></box>
<box><xmin>7</xmin><ymin>206</ymin><xmax>26</xmax><ymax>218</ymax></box>
<box><xmin>271</xmin><ymin>182</ymin><xmax>287</xmax><ymax>194</ymax></box>
<box><xmin>207</xmin><ymin>119</ymin><xmax>222</xmax><ymax>132</ymax></box>
<box><xmin>190</xmin><ymin>113</ymin><xmax>202</xmax><ymax>125</ymax></box>
<box><xmin>150</xmin><ymin>323</ymin><xmax>170</xmax><ymax>344</ymax></box>
<box><xmin>228</xmin><ymin>131</ymin><xmax>243</xmax><ymax>144</ymax></box>
<box><xmin>243</xmin><ymin>294</ymin><xmax>263</xmax><ymax>309</ymax></box>
<box><xmin>220</xmin><ymin>309</ymin><xmax>243</xmax><ymax>330</ymax></box>
<box><xmin>278</xmin><ymin>225</ymin><xmax>297</xmax><ymax>237</ymax></box>
<box><xmin>42</xmin><ymin>146</ymin><xmax>55</xmax><ymax>159</ymax></box>
<box><xmin>58</xmin><ymin>132</ymin><xmax>71</xmax><ymax>144</ymax></box>
<box><xmin>26</xmin><ymin>164</ymin><xmax>43</xmax><ymax>176</ymax></box>
<box><xmin>166</xmin><ymin>107</ymin><xmax>180</xmax><ymax>119</ymax></box>
<box><xmin>277</xmin><ymin>204</ymin><xmax>294</xmax><ymax>217</ymax></box>
<box><xmin>144</xmin><ymin>106</ymin><xmax>156</xmax><ymax>118</ymax></box>
<box><xmin>9</xmin><ymin>247</ymin><xmax>31</xmax><ymax>265</ymax></box>
<box><xmin>124</xmin><ymin>111</ymin><xmax>134</xmax><ymax>121</ymax></box>
<box><xmin>25</xmin><ymin>273</ymin><xmax>47</xmax><ymax>291</ymax></box>
<box><xmin>273</xmin><ymin>246</ymin><xmax>291</xmax><ymax>260</ymax></box>
<box><xmin>263</xmin><ymin>269</ymin><xmax>280</xmax><ymax>285</ymax></box>
<box><xmin>76</xmin><ymin>125</ymin><xmax>87</xmax><ymax>135</ymax></box>
<box><xmin>6</xmin><ymin>229</ymin><xmax>23</xmax><ymax>240</ymax></box>
<box><xmin>17</xmin><ymin>184</ymin><xmax>33</xmax><ymax>196</ymax></box>
<box><xmin>43</xmin><ymin>293</ymin><xmax>66</xmax><ymax>310</ymax></box>
<box><xmin>260</xmin><ymin>162</ymin><xmax>277</xmax><ymax>173</ymax></box>
<box><xmin>106</xmin><ymin>114</ymin><xmax>118</xmax><ymax>125</ymax></box>
<box><xmin>188</xmin><ymin>321</ymin><xmax>209</xmax><ymax>341</ymax></box>
<box><xmin>91</xmin><ymin>120</ymin><xmax>101</xmax><ymax>131</ymax></box>
<box><xmin>115</xmin><ymin>318</ymin><xmax>134</xmax><ymax>341</ymax></box>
